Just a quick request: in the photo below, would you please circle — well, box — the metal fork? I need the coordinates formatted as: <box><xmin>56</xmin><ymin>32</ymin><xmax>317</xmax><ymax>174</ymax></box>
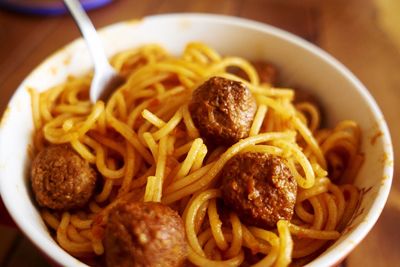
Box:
<box><xmin>63</xmin><ymin>0</ymin><xmax>123</xmax><ymax>102</ymax></box>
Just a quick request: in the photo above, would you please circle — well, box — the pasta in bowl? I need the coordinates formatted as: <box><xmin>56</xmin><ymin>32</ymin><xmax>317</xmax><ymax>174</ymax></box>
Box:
<box><xmin>0</xmin><ymin>14</ymin><xmax>393</xmax><ymax>267</ymax></box>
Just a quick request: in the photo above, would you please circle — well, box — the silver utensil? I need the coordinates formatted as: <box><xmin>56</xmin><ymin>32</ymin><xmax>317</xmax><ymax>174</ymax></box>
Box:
<box><xmin>63</xmin><ymin>0</ymin><xmax>122</xmax><ymax>102</ymax></box>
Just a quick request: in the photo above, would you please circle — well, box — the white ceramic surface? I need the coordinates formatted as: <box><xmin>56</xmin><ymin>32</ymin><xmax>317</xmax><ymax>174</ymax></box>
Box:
<box><xmin>0</xmin><ymin>14</ymin><xmax>393</xmax><ymax>267</ymax></box>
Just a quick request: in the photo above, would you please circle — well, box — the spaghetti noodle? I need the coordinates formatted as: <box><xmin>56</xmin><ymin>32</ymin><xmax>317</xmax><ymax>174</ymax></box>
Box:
<box><xmin>31</xmin><ymin>42</ymin><xmax>362</xmax><ymax>266</ymax></box>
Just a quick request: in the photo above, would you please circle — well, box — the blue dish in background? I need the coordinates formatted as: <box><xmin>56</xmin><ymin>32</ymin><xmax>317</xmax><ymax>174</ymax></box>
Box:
<box><xmin>0</xmin><ymin>0</ymin><xmax>113</xmax><ymax>15</ymax></box>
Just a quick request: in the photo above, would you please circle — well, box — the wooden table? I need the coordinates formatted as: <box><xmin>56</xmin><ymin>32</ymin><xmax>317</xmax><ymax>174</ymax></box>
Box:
<box><xmin>1</xmin><ymin>0</ymin><xmax>399</xmax><ymax>266</ymax></box>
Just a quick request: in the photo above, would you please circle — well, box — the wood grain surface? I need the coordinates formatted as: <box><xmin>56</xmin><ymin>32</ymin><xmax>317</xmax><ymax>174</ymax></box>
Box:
<box><xmin>0</xmin><ymin>0</ymin><xmax>399</xmax><ymax>266</ymax></box>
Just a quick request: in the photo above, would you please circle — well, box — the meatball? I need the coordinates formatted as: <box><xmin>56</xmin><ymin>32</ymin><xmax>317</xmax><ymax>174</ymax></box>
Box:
<box><xmin>105</xmin><ymin>201</ymin><xmax>187</xmax><ymax>267</ymax></box>
<box><xmin>221</xmin><ymin>152</ymin><xmax>297</xmax><ymax>228</ymax></box>
<box><xmin>31</xmin><ymin>144</ymin><xmax>97</xmax><ymax>210</ymax></box>
<box><xmin>189</xmin><ymin>76</ymin><xmax>257</xmax><ymax>146</ymax></box>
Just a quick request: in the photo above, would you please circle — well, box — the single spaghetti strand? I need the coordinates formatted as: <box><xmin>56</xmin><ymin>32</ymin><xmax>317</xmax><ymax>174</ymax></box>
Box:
<box><xmin>225</xmin><ymin>213</ymin><xmax>243</xmax><ymax>258</ymax></box>
<box><xmin>249</xmin><ymin>104</ymin><xmax>268</xmax><ymax>136</ymax></box>
<box><xmin>153</xmin><ymin>136</ymin><xmax>168</xmax><ymax>202</ymax></box>
<box><xmin>29</xmin><ymin>88</ymin><xmax>42</xmax><ymax>129</ymax></box>
<box><xmin>208</xmin><ymin>198</ymin><xmax>229</xmax><ymax>251</ymax></box>
<box><xmin>276</xmin><ymin>220</ymin><xmax>293</xmax><ymax>267</ymax></box>
<box><xmin>141</xmin><ymin>109</ymin><xmax>166</xmax><ymax>128</ymax></box>
<box><xmin>175</xmin><ymin>138</ymin><xmax>203</xmax><ymax>180</ymax></box>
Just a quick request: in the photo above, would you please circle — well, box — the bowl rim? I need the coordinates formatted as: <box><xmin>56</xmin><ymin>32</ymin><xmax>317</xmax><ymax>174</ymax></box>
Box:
<box><xmin>0</xmin><ymin>13</ymin><xmax>394</xmax><ymax>267</ymax></box>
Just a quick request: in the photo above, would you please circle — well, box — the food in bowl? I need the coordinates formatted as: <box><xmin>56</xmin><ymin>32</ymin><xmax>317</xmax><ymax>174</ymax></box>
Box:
<box><xmin>28</xmin><ymin>41</ymin><xmax>363</xmax><ymax>266</ymax></box>
<box><xmin>0</xmin><ymin>14</ymin><xmax>393</xmax><ymax>267</ymax></box>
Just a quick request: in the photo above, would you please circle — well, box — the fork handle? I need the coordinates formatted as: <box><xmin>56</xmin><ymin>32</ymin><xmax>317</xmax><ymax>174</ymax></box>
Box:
<box><xmin>63</xmin><ymin>0</ymin><xmax>110</xmax><ymax>72</ymax></box>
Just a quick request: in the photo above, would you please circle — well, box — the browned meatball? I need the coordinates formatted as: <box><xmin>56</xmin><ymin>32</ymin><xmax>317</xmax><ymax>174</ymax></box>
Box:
<box><xmin>189</xmin><ymin>77</ymin><xmax>257</xmax><ymax>146</ymax></box>
<box><xmin>105</xmin><ymin>201</ymin><xmax>187</xmax><ymax>267</ymax></box>
<box><xmin>31</xmin><ymin>144</ymin><xmax>97</xmax><ymax>210</ymax></box>
<box><xmin>221</xmin><ymin>152</ymin><xmax>297</xmax><ymax>228</ymax></box>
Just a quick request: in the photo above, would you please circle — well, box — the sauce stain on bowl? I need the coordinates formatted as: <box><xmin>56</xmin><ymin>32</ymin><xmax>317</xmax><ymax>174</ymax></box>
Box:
<box><xmin>50</xmin><ymin>65</ymin><xmax>58</xmax><ymax>76</ymax></box>
<box><xmin>179</xmin><ymin>18</ymin><xmax>192</xmax><ymax>31</ymax></box>
<box><xmin>125</xmin><ymin>18</ymin><xmax>143</xmax><ymax>26</ymax></box>
<box><xmin>370</xmin><ymin>130</ymin><xmax>383</xmax><ymax>145</ymax></box>
<box><xmin>0</xmin><ymin>106</ymin><xmax>11</xmax><ymax>129</ymax></box>
<box><xmin>63</xmin><ymin>54</ymin><xmax>72</xmax><ymax>66</ymax></box>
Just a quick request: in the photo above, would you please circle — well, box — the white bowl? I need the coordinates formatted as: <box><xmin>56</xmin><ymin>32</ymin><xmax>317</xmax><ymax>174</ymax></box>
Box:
<box><xmin>0</xmin><ymin>14</ymin><xmax>393</xmax><ymax>267</ymax></box>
